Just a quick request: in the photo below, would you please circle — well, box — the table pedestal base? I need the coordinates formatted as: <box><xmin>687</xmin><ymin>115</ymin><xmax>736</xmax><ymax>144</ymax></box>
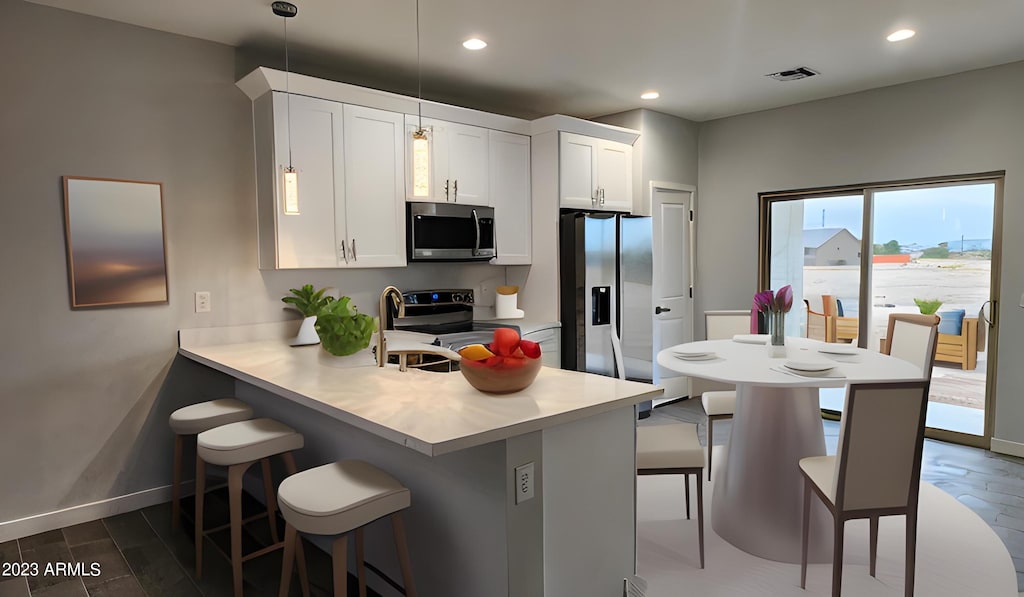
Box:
<box><xmin>711</xmin><ymin>385</ymin><xmax>834</xmax><ymax>563</ymax></box>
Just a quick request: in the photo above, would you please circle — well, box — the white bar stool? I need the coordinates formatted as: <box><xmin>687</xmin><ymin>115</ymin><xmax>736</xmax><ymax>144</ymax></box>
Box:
<box><xmin>169</xmin><ymin>399</ymin><xmax>254</xmax><ymax>529</ymax></box>
<box><xmin>277</xmin><ymin>460</ymin><xmax>417</xmax><ymax>597</ymax></box>
<box><xmin>196</xmin><ymin>418</ymin><xmax>306</xmax><ymax>597</ymax></box>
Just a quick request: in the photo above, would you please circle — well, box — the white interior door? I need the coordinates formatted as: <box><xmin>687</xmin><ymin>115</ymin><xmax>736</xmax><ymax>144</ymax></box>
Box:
<box><xmin>652</xmin><ymin>183</ymin><xmax>694</xmax><ymax>403</ymax></box>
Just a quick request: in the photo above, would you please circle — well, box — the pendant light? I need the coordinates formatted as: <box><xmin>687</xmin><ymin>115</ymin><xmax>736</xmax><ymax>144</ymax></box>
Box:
<box><xmin>410</xmin><ymin>0</ymin><xmax>431</xmax><ymax>198</ymax></box>
<box><xmin>272</xmin><ymin>1</ymin><xmax>300</xmax><ymax>214</ymax></box>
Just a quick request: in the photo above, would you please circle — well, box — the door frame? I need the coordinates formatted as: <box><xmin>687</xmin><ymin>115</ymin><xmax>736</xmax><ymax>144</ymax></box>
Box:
<box><xmin>650</xmin><ymin>181</ymin><xmax>696</xmax><ymax>403</ymax></box>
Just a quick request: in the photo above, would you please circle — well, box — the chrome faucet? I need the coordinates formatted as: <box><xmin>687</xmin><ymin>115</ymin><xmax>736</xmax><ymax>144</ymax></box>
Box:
<box><xmin>377</xmin><ymin>286</ymin><xmax>406</xmax><ymax>367</ymax></box>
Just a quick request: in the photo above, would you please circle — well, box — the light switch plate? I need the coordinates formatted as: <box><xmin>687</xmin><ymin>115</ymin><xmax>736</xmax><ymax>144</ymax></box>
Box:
<box><xmin>514</xmin><ymin>462</ymin><xmax>534</xmax><ymax>504</ymax></box>
<box><xmin>195</xmin><ymin>291</ymin><xmax>211</xmax><ymax>313</ymax></box>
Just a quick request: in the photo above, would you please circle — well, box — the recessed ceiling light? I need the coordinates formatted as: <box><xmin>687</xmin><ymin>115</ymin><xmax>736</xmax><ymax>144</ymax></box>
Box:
<box><xmin>640</xmin><ymin>91</ymin><xmax>660</xmax><ymax>100</ymax></box>
<box><xmin>887</xmin><ymin>29</ymin><xmax>916</xmax><ymax>42</ymax></box>
<box><xmin>462</xmin><ymin>38</ymin><xmax>487</xmax><ymax>50</ymax></box>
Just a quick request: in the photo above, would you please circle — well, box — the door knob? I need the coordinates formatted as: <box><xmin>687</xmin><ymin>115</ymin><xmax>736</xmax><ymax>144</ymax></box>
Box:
<box><xmin>655</xmin><ymin>306</ymin><xmax>671</xmax><ymax>314</ymax></box>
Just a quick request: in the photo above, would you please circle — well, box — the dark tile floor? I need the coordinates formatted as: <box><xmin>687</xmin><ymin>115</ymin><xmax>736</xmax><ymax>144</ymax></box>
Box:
<box><xmin>648</xmin><ymin>398</ymin><xmax>1024</xmax><ymax>592</ymax></box>
<box><xmin>0</xmin><ymin>488</ymin><xmax>378</xmax><ymax>597</ymax></box>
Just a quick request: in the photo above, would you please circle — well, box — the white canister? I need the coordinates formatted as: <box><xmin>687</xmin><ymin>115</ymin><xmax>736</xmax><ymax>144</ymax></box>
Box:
<box><xmin>495</xmin><ymin>285</ymin><xmax>525</xmax><ymax>319</ymax></box>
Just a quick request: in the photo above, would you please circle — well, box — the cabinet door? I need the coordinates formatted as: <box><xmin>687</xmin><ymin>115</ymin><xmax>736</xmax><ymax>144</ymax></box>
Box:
<box><xmin>559</xmin><ymin>132</ymin><xmax>598</xmax><ymax>209</ymax></box>
<box><xmin>446</xmin><ymin>122</ymin><xmax>490</xmax><ymax>205</ymax></box>
<box><xmin>343</xmin><ymin>105</ymin><xmax>407</xmax><ymax>268</ymax></box>
<box><xmin>489</xmin><ymin>131</ymin><xmax>531</xmax><ymax>265</ymax></box>
<box><xmin>274</xmin><ymin>93</ymin><xmax>345</xmax><ymax>268</ymax></box>
<box><xmin>596</xmin><ymin>139</ymin><xmax>633</xmax><ymax>212</ymax></box>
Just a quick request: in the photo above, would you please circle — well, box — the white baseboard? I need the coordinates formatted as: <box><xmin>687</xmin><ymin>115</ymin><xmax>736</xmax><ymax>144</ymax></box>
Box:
<box><xmin>990</xmin><ymin>438</ymin><xmax>1024</xmax><ymax>458</ymax></box>
<box><xmin>0</xmin><ymin>483</ymin><xmax>187</xmax><ymax>543</ymax></box>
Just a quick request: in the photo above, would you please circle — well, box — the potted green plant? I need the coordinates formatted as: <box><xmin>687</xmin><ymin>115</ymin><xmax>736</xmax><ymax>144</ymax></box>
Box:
<box><xmin>281</xmin><ymin>284</ymin><xmax>334</xmax><ymax>346</ymax></box>
<box><xmin>314</xmin><ymin>296</ymin><xmax>377</xmax><ymax>357</ymax></box>
<box><xmin>913</xmin><ymin>298</ymin><xmax>943</xmax><ymax>315</ymax></box>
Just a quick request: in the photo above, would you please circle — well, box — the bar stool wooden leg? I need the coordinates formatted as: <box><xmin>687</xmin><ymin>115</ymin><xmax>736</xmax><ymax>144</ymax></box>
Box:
<box><xmin>332</xmin><ymin>534</ymin><xmax>349</xmax><ymax>597</ymax></box>
<box><xmin>355</xmin><ymin>528</ymin><xmax>367</xmax><ymax>597</ymax></box>
<box><xmin>869</xmin><ymin>514</ymin><xmax>879</xmax><ymax>577</ymax></box>
<box><xmin>172</xmin><ymin>434</ymin><xmax>184</xmax><ymax>530</ymax></box>
<box><xmin>261</xmin><ymin>457</ymin><xmax>281</xmax><ymax>544</ymax></box>
<box><xmin>278</xmin><ymin>523</ymin><xmax>298</xmax><ymax>597</ymax></box>
<box><xmin>229</xmin><ymin>462</ymin><xmax>253</xmax><ymax>597</ymax></box>
<box><xmin>194</xmin><ymin>454</ymin><xmax>206</xmax><ymax>579</ymax></box>
<box><xmin>279</xmin><ymin>452</ymin><xmax>310</xmax><ymax>597</ymax></box>
<box><xmin>391</xmin><ymin>513</ymin><xmax>417</xmax><ymax>597</ymax></box>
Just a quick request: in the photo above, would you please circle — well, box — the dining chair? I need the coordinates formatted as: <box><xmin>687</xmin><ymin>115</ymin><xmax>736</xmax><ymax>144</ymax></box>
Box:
<box><xmin>805</xmin><ymin>299</ymin><xmax>836</xmax><ymax>343</ymax></box>
<box><xmin>695</xmin><ymin>310</ymin><xmax>750</xmax><ymax>479</ymax></box>
<box><xmin>822</xmin><ymin>295</ymin><xmax>859</xmax><ymax>344</ymax></box>
<box><xmin>636</xmin><ymin>422</ymin><xmax>705</xmax><ymax>568</ymax></box>
<box><xmin>799</xmin><ymin>380</ymin><xmax>930</xmax><ymax>597</ymax></box>
<box><xmin>882</xmin><ymin>313</ymin><xmax>940</xmax><ymax>377</ymax></box>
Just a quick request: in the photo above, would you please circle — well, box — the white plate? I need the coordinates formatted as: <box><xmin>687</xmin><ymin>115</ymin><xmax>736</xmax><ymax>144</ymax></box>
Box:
<box><xmin>817</xmin><ymin>345</ymin><xmax>859</xmax><ymax>355</ymax></box>
<box><xmin>732</xmin><ymin>334</ymin><xmax>768</xmax><ymax>344</ymax></box>
<box><xmin>675</xmin><ymin>353</ymin><xmax>717</xmax><ymax>361</ymax></box>
<box><xmin>673</xmin><ymin>348</ymin><xmax>713</xmax><ymax>358</ymax></box>
<box><xmin>784</xmin><ymin>360</ymin><xmax>834</xmax><ymax>372</ymax></box>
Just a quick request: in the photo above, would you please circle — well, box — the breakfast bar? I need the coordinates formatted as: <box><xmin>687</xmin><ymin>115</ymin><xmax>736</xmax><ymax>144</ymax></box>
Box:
<box><xmin>178</xmin><ymin>322</ymin><xmax>662</xmax><ymax>597</ymax></box>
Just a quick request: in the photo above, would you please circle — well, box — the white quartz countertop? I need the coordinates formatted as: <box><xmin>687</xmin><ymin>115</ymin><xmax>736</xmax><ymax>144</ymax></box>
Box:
<box><xmin>178</xmin><ymin>337</ymin><xmax>661</xmax><ymax>457</ymax></box>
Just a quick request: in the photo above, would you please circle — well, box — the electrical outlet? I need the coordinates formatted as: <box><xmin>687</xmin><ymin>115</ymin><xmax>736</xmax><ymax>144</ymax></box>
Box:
<box><xmin>195</xmin><ymin>291</ymin><xmax>211</xmax><ymax>313</ymax></box>
<box><xmin>514</xmin><ymin>462</ymin><xmax>535</xmax><ymax>504</ymax></box>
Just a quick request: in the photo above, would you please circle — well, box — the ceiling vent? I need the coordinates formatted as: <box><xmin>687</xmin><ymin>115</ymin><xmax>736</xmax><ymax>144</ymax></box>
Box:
<box><xmin>765</xmin><ymin>67</ymin><xmax>819</xmax><ymax>82</ymax></box>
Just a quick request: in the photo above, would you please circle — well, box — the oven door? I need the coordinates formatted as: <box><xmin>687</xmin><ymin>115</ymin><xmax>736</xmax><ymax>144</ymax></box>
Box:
<box><xmin>408</xmin><ymin>203</ymin><xmax>495</xmax><ymax>261</ymax></box>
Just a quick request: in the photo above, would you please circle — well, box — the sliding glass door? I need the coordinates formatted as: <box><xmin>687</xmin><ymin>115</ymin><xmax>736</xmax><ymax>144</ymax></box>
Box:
<box><xmin>760</xmin><ymin>175</ymin><xmax>1003</xmax><ymax>446</ymax></box>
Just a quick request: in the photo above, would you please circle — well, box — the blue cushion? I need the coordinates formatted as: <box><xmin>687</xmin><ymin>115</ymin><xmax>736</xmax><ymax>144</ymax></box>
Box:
<box><xmin>937</xmin><ymin>309</ymin><xmax>966</xmax><ymax>335</ymax></box>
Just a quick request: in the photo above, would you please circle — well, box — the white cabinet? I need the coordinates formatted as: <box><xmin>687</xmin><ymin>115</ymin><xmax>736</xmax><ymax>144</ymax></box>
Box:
<box><xmin>559</xmin><ymin>132</ymin><xmax>633</xmax><ymax>212</ymax></box>
<box><xmin>406</xmin><ymin>117</ymin><xmax>490</xmax><ymax>205</ymax></box>
<box><xmin>341</xmin><ymin>104</ymin><xmax>407</xmax><ymax>267</ymax></box>
<box><xmin>488</xmin><ymin>131</ymin><xmax>531</xmax><ymax>264</ymax></box>
<box><xmin>256</xmin><ymin>92</ymin><xmax>405</xmax><ymax>269</ymax></box>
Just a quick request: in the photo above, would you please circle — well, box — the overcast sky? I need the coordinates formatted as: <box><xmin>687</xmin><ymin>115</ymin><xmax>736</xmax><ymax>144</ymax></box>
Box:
<box><xmin>801</xmin><ymin>183</ymin><xmax>996</xmax><ymax>248</ymax></box>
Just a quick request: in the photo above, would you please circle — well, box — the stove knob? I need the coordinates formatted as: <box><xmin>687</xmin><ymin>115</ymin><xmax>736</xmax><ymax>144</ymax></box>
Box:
<box><xmin>465</xmin><ymin>290</ymin><xmax>474</xmax><ymax>304</ymax></box>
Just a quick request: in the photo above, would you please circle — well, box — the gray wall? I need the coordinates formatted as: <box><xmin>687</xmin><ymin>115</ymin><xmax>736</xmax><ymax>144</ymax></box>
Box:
<box><xmin>696</xmin><ymin>60</ymin><xmax>1024</xmax><ymax>446</ymax></box>
<box><xmin>0</xmin><ymin>0</ymin><xmax>510</xmax><ymax>525</ymax></box>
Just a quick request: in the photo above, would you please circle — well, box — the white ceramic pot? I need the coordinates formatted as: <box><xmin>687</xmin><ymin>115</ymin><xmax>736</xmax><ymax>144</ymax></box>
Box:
<box><xmin>289</xmin><ymin>315</ymin><xmax>321</xmax><ymax>346</ymax></box>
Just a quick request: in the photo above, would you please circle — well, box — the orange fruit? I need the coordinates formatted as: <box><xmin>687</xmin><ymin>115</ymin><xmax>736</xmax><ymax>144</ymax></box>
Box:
<box><xmin>458</xmin><ymin>343</ymin><xmax>496</xmax><ymax>361</ymax></box>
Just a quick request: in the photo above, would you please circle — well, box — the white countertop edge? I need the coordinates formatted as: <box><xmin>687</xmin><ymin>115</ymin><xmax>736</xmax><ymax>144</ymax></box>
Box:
<box><xmin>178</xmin><ymin>346</ymin><xmax>662</xmax><ymax>457</ymax></box>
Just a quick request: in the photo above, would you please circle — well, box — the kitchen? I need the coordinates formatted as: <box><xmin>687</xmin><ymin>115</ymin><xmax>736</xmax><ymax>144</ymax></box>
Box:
<box><xmin>3</xmin><ymin>0</ymin><xmax>1024</xmax><ymax>596</ymax></box>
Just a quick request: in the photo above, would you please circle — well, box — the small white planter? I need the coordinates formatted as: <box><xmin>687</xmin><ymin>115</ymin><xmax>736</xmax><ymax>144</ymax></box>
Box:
<box><xmin>289</xmin><ymin>316</ymin><xmax>321</xmax><ymax>346</ymax></box>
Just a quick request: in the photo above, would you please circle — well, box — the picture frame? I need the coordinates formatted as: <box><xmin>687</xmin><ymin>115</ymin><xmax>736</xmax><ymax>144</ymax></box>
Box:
<box><xmin>62</xmin><ymin>176</ymin><xmax>169</xmax><ymax>308</ymax></box>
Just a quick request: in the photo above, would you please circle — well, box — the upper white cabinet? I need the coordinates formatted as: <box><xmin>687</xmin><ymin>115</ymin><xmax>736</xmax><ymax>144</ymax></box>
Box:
<box><xmin>559</xmin><ymin>132</ymin><xmax>633</xmax><ymax>212</ymax></box>
<box><xmin>406</xmin><ymin>117</ymin><xmax>490</xmax><ymax>205</ymax></box>
<box><xmin>255</xmin><ymin>92</ymin><xmax>405</xmax><ymax>269</ymax></box>
<box><xmin>488</xmin><ymin>131</ymin><xmax>531</xmax><ymax>264</ymax></box>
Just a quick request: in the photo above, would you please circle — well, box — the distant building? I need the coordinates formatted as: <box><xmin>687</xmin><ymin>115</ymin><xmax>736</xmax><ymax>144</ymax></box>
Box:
<box><xmin>803</xmin><ymin>227</ymin><xmax>861</xmax><ymax>266</ymax></box>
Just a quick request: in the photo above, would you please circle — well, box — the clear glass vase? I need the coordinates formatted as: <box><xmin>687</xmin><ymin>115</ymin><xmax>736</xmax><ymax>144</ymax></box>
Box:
<box><xmin>770</xmin><ymin>310</ymin><xmax>786</xmax><ymax>347</ymax></box>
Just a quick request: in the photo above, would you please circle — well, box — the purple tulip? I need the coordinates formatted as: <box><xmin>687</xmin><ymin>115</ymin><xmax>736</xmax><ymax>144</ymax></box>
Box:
<box><xmin>774</xmin><ymin>285</ymin><xmax>794</xmax><ymax>313</ymax></box>
<box><xmin>753</xmin><ymin>290</ymin><xmax>774</xmax><ymax>313</ymax></box>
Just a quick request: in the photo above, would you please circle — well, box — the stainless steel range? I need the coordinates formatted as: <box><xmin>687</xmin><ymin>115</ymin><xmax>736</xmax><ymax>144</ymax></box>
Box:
<box><xmin>390</xmin><ymin>289</ymin><xmax>518</xmax><ymax>361</ymax></box>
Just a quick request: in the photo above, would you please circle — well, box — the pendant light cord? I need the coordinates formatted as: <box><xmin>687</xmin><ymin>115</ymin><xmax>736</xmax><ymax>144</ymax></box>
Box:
<box><xmin>416</xmin><ymin>0</ymin><xmax>423</xmax><ymax>131</ymax></box>
<box><xmin>284</xmin><ymin>14</ymin><xmax>293</xmax><ymax>169</ymax></box>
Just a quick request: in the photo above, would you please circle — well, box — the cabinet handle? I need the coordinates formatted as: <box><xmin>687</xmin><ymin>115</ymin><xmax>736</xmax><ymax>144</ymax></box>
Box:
<box><xmin>351</xmin><ymin>239</ymin><xmax>357</xmax><ymax>261</ymax></box>
<box><xmin>655</xmin><ymin>306</ymin><xmax>671</xmax><ymax>314</ymax></box>
<box><xmin>453</xmin><ymin>179</ymin><xmax>458</xmax><ymax>202</ymax></box>
<box><xmin>599</xmin><ymin>187</ymin><xmax>606</xmax><ymax>206</ymax></box>
<box><xmin>444</xmin><ymin>179</ymin><xmax>450</xmax><ymax>201</ymax></box>
<box><xmin>340</xmin><ymin>242</ymin><xmax>348</xmax><ymax>264</ymax></box>
<box><xmin>593</xmin><ymin>189</ymin><xmax>599</xmax><ymax>206</ymax></box>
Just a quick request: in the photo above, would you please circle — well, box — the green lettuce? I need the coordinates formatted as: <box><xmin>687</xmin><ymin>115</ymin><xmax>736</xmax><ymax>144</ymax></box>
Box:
<box><xmin>314</xmin><ymin>297</ymin><xmax>376</xmax><ymax>356</ymax></box>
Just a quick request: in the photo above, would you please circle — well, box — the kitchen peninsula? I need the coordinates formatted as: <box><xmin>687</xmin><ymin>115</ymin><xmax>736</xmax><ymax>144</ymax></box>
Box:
<box><xmin>179</xmin><ymin>322</ymin><xmax>661</xmax><ymax>597</ymax></box>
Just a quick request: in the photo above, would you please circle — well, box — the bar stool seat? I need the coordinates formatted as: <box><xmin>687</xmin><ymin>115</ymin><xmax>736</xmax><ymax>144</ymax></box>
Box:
<box><xmin>198</xmin><ymin>418</ymin><xmax>304</xmax><ymax>466</ymax></box>
<box><xmin>170</xmin><ymin>399</ymin><xmax>253</xmax><ymax>435</ymax></box>
<box><xmin>278</xmin><ymin>460</ymin><xmax>416</xmax><ymax>597</ymax></box>
<box><xmin>168</xmin><ymin>399</ymin><xmax>253</xmax><ymax>530</ymax></box>
<box><xmin>195</xmin><ymin>418</ymin><xmax>305</xmax><ymax>597</ymax></box>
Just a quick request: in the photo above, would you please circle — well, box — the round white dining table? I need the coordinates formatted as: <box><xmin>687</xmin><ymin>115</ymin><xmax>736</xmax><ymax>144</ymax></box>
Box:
<box><xmin>656</xmin><ymin>335</ymin><xmax>925</xmax><ymax>564</ymax></box>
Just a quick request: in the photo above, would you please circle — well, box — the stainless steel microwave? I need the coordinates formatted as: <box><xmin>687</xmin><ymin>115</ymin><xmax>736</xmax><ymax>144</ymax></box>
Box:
<box><xmin>407</xmin><ymin>203</ymin><xmax>496</xmax><ymax>261</ymax></box>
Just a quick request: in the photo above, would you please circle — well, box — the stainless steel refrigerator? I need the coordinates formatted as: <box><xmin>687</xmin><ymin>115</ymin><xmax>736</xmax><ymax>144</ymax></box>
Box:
<box><xmin>559</xmin><ymin>212</ymin><xmax>655</xmax><ymax>390</ymax></box>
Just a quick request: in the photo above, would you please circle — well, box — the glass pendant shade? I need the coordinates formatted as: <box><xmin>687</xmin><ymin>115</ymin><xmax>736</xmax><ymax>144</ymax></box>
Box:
<box><xmin>282</xmin><ymin>166</ymin><xmax>299</xmax><ymax>214</ymax></box>
<box><xmin>411</xmin><ymin>129</ymin><xmax>430</xmax><ymax>198</ymax></box>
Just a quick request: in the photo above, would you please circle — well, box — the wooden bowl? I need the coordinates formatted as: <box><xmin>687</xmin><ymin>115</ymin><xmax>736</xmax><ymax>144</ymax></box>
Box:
<box><xmin>459</xmin><ymin>355</ymin><xmax>542</xmax><ymax>394</ymax></box>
